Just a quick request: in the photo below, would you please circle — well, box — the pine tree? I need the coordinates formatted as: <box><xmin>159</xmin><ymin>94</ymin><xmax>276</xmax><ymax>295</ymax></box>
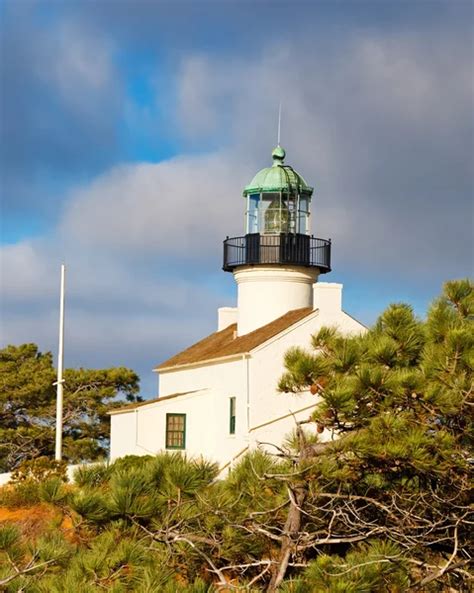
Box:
<box><xmin>274</xmin><ymin>279</ymin><xmax>473</xmax><ymax>590</ymax></box>
<box><xmin>0</xmin><ymin>343</ymin><xmax>141</xmax><ymax>470</ymax></box>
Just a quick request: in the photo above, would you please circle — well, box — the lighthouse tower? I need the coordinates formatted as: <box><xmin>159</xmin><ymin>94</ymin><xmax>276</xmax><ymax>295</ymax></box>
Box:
<box><xmin>109</xmin><ymin>144</ymin><xmax>365</xmax><ymax>466</ymax></box>
<box><xmin>223</xmin><ymin>146</ymin><xmax>331</xmax><ymax>336</ymax></box>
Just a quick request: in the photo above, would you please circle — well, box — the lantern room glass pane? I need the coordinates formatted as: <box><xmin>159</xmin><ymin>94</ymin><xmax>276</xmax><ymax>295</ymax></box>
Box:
<box><xmin>261</xmin><ymin>193</ymin><xmax>289</xmax><ymax>234</ymax></box>
<box><xmin>246</xmin><ymin>192</ymin><xmax>311</xmax><ymax>235</ymax></box>
<box><xmin>299</xmin><ymin>196</ymin><xmax>309</xmax><ymax>213</ymax></box>
<box><xmin>297</xmin><ymin>195</ymin><xmax>310</xmax><ymax>234</ymax></box>
<box><xmin>246</xmin><ymin>194</ymin><xmax>259</xmax><ymax>234</ymax></box>
<box><xmin>287</xmin><ymin>195</ymin><xmax>297</xmax><ymax>233</ymax></box>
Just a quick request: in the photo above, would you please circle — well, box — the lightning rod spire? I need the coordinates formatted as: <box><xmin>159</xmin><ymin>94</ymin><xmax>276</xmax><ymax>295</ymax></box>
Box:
<box><xmin>277</xmin><ymin>101</ymin><xmax>282</xmax><ymax>146</ymax></box>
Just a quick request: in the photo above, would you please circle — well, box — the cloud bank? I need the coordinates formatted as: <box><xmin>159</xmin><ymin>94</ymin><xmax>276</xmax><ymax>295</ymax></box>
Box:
<box><xmin>1</xmin><ymin>5</ymin><xmax>472</xmax><ymax>396</ymax></box>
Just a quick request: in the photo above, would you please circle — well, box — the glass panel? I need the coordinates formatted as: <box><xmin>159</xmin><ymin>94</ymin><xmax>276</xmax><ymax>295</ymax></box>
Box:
<box><xmin>297</xmin><ymin>211</ymin><xmax>309</xmax><ymax>234</ymax></box>
<box><xmin>296</xmin><ymin>195</ymin><xmax>310</xmax><ymax>234</ymax></box>
<box><xmin>246</xmin><ymin>194</ymin><xmax>259</xmax><ymax>234</ymax></box>
<box><xmin>247</xmin><ymin>192</ymin><xmax>310</xmax><ymax>235</ymax></box>
<box><xmin>261</xmin><ymin>193</ymin><xmax>289</xmax><ymax>234</ymax></box>
<box><xmin>299</xmin><ymin>196</ymin><xmax>309</xmax><ymax>213</ymax></box>
<box><xmin>287</xmin><ymin>195</ymin><xmax>296</xmax><ymax>233</ymax></box>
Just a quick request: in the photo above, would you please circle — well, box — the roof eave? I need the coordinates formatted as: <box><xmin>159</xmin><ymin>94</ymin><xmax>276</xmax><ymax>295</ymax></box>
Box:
<box><xmin>108</xmin><ymin>389</ymin><xmax>205</xmax><ymax>415</ymax></box>
<box><xmin>155</xmin><ymin>352</ymin><xmax>250</xmax><ymax>373</ymax></box>
<box><xmin>243</xmin><ymin>186</ymin><xmax>314</xmax><ymax>196</ymax></box>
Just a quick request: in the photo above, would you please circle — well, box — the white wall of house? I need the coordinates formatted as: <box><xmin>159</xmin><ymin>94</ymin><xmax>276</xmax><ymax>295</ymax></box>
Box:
<box><xmin>110</xmin><ymin>359</ymin><xmax>251</xmax><ymax>466</ymax></box>
<box><xmin>158</xmin><ymin>357</ymin><xmax>246</xmax><ymax>398</ymax></box>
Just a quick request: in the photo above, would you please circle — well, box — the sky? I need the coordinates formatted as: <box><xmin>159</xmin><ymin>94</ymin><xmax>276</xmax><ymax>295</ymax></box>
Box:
<box><xmin>1</xmin><ymin>0</ymin><xmax>473</xmax><ymax>398</ymax></box>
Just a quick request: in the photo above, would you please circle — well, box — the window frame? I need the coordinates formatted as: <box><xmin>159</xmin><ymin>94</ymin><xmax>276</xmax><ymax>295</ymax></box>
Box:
<box><xmin>229</xmin><ymin>397</ymin><xmax>236</xmax><ymax>435</ymax></box>
<box><xmin>165</xmin><ymin>413</ymin><xmax>186</xmax><ymax>450</ymax></box>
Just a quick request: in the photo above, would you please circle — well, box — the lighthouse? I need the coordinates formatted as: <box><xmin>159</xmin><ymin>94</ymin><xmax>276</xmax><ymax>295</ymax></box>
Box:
<box><xmin>110</xmin><ymin>141</ymin><xmax>365</xmax><ymax>467</ymax></box>
<box><xmin>223</xmin><ymin>145</ymin><xmax>331</xmax><ymax>335</ymax></box>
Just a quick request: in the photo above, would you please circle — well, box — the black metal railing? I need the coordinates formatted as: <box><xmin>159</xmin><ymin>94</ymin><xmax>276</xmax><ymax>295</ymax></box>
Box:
<box><xmin>223</xmin><ymin>233</ymin><xmax>331</xmax><ymax>273</ymax></box>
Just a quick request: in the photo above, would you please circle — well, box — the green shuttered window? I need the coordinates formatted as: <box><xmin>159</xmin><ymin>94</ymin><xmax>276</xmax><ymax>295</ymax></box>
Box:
<box><xmin>166</xmin><ymin>413</ymin><xmax>186</xmax><ymax>449</ymax></box>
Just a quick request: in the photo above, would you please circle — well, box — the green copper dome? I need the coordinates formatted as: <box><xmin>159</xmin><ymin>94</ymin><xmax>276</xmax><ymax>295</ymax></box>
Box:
<box><xmin>243</xmin><ymin>146</ymin><xmax>313</xmax><ymax>196</ymax></box>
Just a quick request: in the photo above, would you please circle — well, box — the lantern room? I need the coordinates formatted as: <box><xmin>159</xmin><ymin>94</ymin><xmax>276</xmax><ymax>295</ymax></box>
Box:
<box><xmin>243</xmin><ymin>146</ymin><xmax>312</xmax><ymax>235</ymax></box>
<box><xmin>223</xmin><ymin>145</ymin><xmax>331</xmax><ymax>274</ymax></box>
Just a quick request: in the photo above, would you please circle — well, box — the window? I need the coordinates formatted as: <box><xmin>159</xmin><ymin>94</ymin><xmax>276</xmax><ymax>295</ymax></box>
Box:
<box><xmin>229</xmin><ymin>397</ymin><xmax>236</xmax><ymax>435</ymax></box>
<box><xmin>166</xmin><ymin>413</ymin><xmax>186</xmax><ymax>449</ymax></box>
<box><xmin>246</xmin><ymin>194</ymin><xmax>260</xmax><ymax>234</ymax></box>
<box><xmin>297</xmin><ymin>194</ymin><xmax>310</xmax><ymax>234</ymax></box>
<box><xmin>262</xmin><ymin>193</ymin><xmax>289</xmax><ymax>234</ymax></box>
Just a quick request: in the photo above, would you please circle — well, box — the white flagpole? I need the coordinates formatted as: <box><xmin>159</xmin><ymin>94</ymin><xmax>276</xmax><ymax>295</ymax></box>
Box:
<box><xmin>55</xmin><ymin>264</ymin><xmax>66</xmax><ymax>461</ymax></box>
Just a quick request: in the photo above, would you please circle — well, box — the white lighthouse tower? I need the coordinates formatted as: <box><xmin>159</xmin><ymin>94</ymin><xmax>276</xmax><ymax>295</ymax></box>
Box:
<box><xmin>109</xmin><ymin>143</ymin><xmax>365</xmax><ymax>467</ymax></box>
<box><xmin>223</xmin><ymin>145</ymin><xmax>331</xmax><ymax>335</ymax></box>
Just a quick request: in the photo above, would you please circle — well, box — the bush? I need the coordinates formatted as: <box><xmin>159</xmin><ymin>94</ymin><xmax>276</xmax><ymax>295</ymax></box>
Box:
<box><xmin>10</xmin><ymin>456</ymin><xmax>68</xmax><ymax>484</ymax></box>
<box><xmin>70</xmin><ymin>489</ymin><xmax>111</xmax><ymax>523</ymax></box>
<box><xmin>73</xmin><ymin>463</ymin><xmax>111</xmax><ymax>488</ymax></box>
<box><xmin>0</xmin><ymin>480</ymin><xmax>41</xmax><ymax>507</ymax></box>
<box><xmin>109</xmin><ymin>454</ymin><xmax>155</xmax><ymax>474</ymax></box>
<box><xmin>39</xmin><ymin>477</ymin><xmax>69</xmax><ymax>504</ymax></box>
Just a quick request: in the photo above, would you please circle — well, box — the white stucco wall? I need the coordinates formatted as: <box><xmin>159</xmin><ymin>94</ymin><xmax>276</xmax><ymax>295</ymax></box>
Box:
<box><xmin>234</xmin><ymin>265</ymin><xmax>318</xmax><ymax>335</ymax></box>
<box><xmin>158</xmin><ymin>357</ymin><xmax>246</xmax><ymax>397</ymax></box>
<box><xmin>111</xmin><ymin>359</ymin><xmax>250</xmax><ymax>466</ymax></box>
<box><xmin>218</xmin><ymin>307</ymin><xmax>238</xmax><ymax>331</ymax></box>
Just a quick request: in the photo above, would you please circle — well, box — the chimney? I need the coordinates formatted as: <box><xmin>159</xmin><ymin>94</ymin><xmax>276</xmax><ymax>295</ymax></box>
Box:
<box><xmin>217</xmin><ymin>307</ymin><xmax>238</xmax><ymax>331</ymax></box>
<box><xmin>313</xmin><ymin>282</ymin><xmax>343</xmax><ymax>314</ymax></box>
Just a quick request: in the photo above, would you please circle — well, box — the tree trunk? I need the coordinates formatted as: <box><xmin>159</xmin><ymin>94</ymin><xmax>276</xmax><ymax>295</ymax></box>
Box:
<box><xmin>267</xmin><ymin>425</ymin><xmax>311</xmax><ymax>592</ymax></box>
<box><xmin>267</xmin><ymin>483</ymin><xmax>307</xmax><ymax>592</ymax></box>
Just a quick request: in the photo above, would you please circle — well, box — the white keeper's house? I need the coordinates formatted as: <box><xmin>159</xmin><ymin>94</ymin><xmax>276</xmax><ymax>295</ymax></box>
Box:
<box><xmin>109</xmin><ymin>145</ymin><xmax>365</xmax><ymax>470</ymax></box>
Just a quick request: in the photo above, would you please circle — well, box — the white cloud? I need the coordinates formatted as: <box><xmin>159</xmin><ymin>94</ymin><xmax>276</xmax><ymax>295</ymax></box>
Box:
<box><xmin>59</xmin><ymin>153</ymin><xmax>247</xmax><ymax>254</ymax></box>
<box><xmin>1</xmin><ymin>29</ymin><xmax>472</xmax><ymax>397</ymax></box>
<box><xmin>0</xmin><ymin>242</ymin><xmax>57</xmax><ymax>303</ymax></box>
<box><xmin>42</xmin><ymin>23</ymin><xmax>118</xmax><ymax>115</ymax></box>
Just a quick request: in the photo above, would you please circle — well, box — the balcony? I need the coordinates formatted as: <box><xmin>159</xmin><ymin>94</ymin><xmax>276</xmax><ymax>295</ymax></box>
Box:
<box><xmin>223</xmin><ymin>233</ymin><xmax>331</xmax><ymax>273</ymax></box>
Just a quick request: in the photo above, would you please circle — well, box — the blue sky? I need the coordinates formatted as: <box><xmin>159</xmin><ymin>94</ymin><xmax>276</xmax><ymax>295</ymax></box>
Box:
<box><xmin>1</xmin><ymin>0</ymin><xmax>473</xmax><ymax>397</ymax></box>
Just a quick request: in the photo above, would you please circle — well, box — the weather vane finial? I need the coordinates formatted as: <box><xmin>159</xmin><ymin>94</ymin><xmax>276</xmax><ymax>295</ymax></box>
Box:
<box><xmin>277</xmin><ymin>101</ymin><xmax>282</xmax><ymax>146</ymax></box>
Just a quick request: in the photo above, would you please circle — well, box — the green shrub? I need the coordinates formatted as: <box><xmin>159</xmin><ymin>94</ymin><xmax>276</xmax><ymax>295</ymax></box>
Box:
<box><xmin>0</xmin><ymin>525</ymin><xmax>72</xmax><ymax>590</ymax></box>
<box><xmin>73</xmin><ymin>463</ymin><xmax>111</xmax><ymax>488</ymax></box>
<box><xmin>109</xmin><ymin>454</ymin><xmax>155</xmax><ymax>474</ymax></box>
<box><xmin>70</xmin><ymin>489</ymin><xmax>111</xmax><ymax>523</ymax></box>
<box><xmin>0</xmin><ymin>480</ymin><xmax>41</xmax><ymax>506</ymax></box>
<box><xmin>10</xmin><ymin>456</ymin><xmax>68</xmax><ymax>484</ymax></box>
<box><xmin>300</xmin><ymin>540</ymin><xmax>409</xmax><ymax>593</ymax></box>
<box><xmin>39</xmin><ymin>477</ymin><xmax>68</xmax><ymax>504</ymax></box>
<box><xmin>0</xmin><ymin>523</ymin><xmax>21</xmax><ymax>552</ymax></box>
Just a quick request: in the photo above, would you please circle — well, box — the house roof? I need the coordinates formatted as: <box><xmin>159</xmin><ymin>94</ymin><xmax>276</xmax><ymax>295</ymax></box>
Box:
<box><xmin>156</xmin><ymin>307</ymin><xmax>314</xmax><ymax>371</ymax></box>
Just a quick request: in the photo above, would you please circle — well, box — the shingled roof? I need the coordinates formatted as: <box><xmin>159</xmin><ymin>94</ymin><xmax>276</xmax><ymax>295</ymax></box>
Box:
<box><xmin>156</xmin><ymin>307</ymin><xmax>314</xmax><ymax>371</ymax></box>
